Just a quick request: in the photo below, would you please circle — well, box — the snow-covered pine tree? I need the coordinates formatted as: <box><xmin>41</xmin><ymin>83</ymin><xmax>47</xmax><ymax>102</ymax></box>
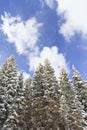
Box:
<box><xmin>24</xmin><ymin>77</ymin><xmax>32</xmax><ymax>99</ymax></box>
<box><xmin>28</xmin><ymin>60</ymin><xmax>60</xmax><ymax>129</ymax></box>
<box><xmin>59</xmin><ymin>68</ymin><xmax>85</xmax><ymax>130</ymax></box>
<box><xmin>15</xmin><ymin>73</ymin><xmax>26</xmax><ymax>129</ymax></box>
<box><xmin>72</xmin><ymin>65</ymin><xmax>87</xmax><ymax>112</ymax></box>
<box><xmin>17</xmin><ymin>76</ymin><xmax>33</xmax><ymax>129</ymax></box>
<box><xmin>32</xmin><ymin>63</ymin><xmax>44</xmax><ymax>98</ymax></box>
<box><xmin>43</xmin><ymin>59</ymin><xmax>59</xmax><ymax>99</ymax></box>
<box><xmin>59</xmin><ymin>68</ymin><xmax>73</xmax><ymax>130</ymax></box>
<box><xmin>0</xmin><ymin>69</ymin><xmax>7</xmax><ymax>129</ymax></box>
<box><xmin>72</xmin><ymin>66</ymin><xmax>87</xmax><ymax>129</ymax></box>
<box><xmin>16</xmin><ymin>73</ymin><xmax>24</xmax><ymax>108</ymax></box>
<box><xmin>2</xmin><ymin>56</ymin><xmax>18</xmax><ymax>129</ymax></box>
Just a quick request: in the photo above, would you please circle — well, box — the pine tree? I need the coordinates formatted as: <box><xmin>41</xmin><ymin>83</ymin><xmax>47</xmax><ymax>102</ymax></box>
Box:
<box><xmin>72</xmin><ymin>66</ymin><xmax>87</xmax><ymax>112</ymax></box>
<box><xmin>59</xmin><ymin>68</ymin><xmax>85</xmax><ymax>130</ymax></box>
<box><xmin>1</xmin><ymin>55</ymin><xmax>87</xmax><ymax>129</ymax></box>
<box><xmin>17</xmin><ymin>76</ymin><xmax>32</xmax><ymax>129</ymax></box>
<box><xmin>2</xmin><ymin>56</ymin><xmax>18</xmax><ymax>129</ymax></box>
<box><xmin>31</xmin><ymin>60</ymin><xmax>60</xmax><ymax>129</ymax></box>
<box><xmin>59</xmin><ymin>68</ymin><xmax>73</xmax><ymax>130</ymax></box>
<box><xmin>24</xmin><ymin>77</ymin><xmax>32</xmax><ymax>99</ymax></box>
<box><xmin>72</xmin><ymin>66</ymin><xmax>87</xmax><ymax>129</ymax></box>
<box><xmin>43</xmin><ymin>59</ymin><xmax>59</xmax><ymax>99</ymax></box>
<box><xmin>0</xmin><ymin>69</ymin><xmax>7</xmax><ymax>129</ymax></box>
<box><xmin>32</xmin><ymin>63</ymin><xmax>44</xmax><ymax>98</ymax></box>
<box><xmin>16</xmin><ymin>73</ymin><xmax>26</xmax><ymax>129</ymax></box>
<box><xmin>32</xmin><ymin>59</ymin><xmax>59</xmax><ymax>99</ymax></box>
<box><xmin>16</xmin><ymin>73</ymin><xmax>24</xmax><ymax>108</ymax></box>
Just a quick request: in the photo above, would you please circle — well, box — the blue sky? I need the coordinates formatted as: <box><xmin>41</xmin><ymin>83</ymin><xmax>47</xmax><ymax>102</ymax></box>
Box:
<box><xmin>0</xmin><ymin>0</ymin><xmax>87</xmax><ymax>80</ymax></box>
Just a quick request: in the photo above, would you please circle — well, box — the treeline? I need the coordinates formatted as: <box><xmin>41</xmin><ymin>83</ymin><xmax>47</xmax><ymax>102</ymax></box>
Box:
<box><xmin>0</xmin><ymin>56</ymin><xmax>87</xmax><ymax>130</ymax></box>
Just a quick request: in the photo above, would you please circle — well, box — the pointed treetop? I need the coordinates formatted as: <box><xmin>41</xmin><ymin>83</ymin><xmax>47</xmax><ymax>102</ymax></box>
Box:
<box><xmin>44</xmin><ymin>59</ymin><xmax>52</xmax><ymax>67</ymax></box>
<box><xmin>44</xmin><ymin>58</ymin><xmax>55</xmax><ymax>74</ymax></box>
<box><xmin>36</xmin><ymin>63</ymin><xmax>44</xmax><ymax>72</ymax></box>
<box><xmin>6</xmin><ymin>55</ymin><xmax>17</xmax><ymax>69</ymax></box>
<box><xmin>59</xmin><ymin>68</ymin><xmax>69</xmax><ymax>80</ymax></box>
<box><xmin>72</xmin><ymin>65</ymin><xmax>82</xmax><ymax>80</ymax></box>
<box><xmin>5</xmin><ymin>55</ymin><xmax>15</xmax><ymax>64</ymax></box>
<box><xmin>44</xmin><ymin>58</ymin><xmax>50</xmax><ymax>64</ymax></box>
<box><xmin>8</xmin><ymin>55</ymin><xmax>14</xmax><ymax>60</ymax></box>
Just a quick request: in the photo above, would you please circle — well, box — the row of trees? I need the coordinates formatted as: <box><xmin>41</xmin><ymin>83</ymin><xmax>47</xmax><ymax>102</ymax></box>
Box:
<box><xmin>0</xmin><ymin>56</ymin><xmax>87</xmax><ymax>130</ymax></box>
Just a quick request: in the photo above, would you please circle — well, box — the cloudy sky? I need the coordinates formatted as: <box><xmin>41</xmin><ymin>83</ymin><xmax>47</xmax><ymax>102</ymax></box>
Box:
<box><xmin>0</xmin><ymin>0</ymin><xmax>87</xmax><ymax>79</ymax></box>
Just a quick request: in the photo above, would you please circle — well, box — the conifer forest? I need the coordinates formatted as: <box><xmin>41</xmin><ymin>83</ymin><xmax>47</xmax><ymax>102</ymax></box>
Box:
<box><xmin>0</xmin><ymin>55</ymin><xmax>87</xmax><ymax>130</ymax></box>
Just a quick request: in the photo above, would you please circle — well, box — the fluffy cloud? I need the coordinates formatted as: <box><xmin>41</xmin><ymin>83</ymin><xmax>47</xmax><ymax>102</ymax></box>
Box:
<box><xmin>56</xmin><ymin>0</ymin><xmax>87</xmax><ymax>41</ymax></box>
<box><xmin>29</xmin><ymin>46</ymin><xmax>68</xmax><ymax>77</ymax></box>
<box><xmin>0</xmin><ymin>12</ymin><xmax>68</xmax><ymax>76</ymax></box>
<box><xmin>44</xmin><ymin>0</ymin><xmax>87</xmax><ymax>41</ymax></box>
<box><xmin>0</xmin><ymin>12</ymin><xmax>42</xmax><ymax>54</ymax></box>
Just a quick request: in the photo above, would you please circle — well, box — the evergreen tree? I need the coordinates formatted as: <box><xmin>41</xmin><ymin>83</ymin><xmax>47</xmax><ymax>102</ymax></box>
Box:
<box><xmin>72</xmin><ymin>66</ymin><xmax>87</xmax><ymax>129</ymax></box>
<box><xmin>32</xmin><ymin>63</ymin><xmax>44</xmax><ymax>98</ymax></box>
<box><xmin>0</xmin><ymin>69</ymin><xmax>7</xmax><ymax>129</ymax></box>
<box><xmin>24</xmin><ymin>77</ymin><xmax>32</xmax><ymax>99</ymax></box>
<box><xmin>0</xmin><ymin>55</ymin><xmax>87</xmax><ymax>129</ymax></box>
<box><xmin>59</xmin><ymin>68</ymin><xmax>73</xmax><ymax>130</ymax></box>
<box><xmin>59</xmin><ymin>68</ymin><xmax>85</xmax><ymax>130</ymax></box>
<box><xmin>72</xmin><ymin>66</ymin><xmax>87</xmax><ymax>112</ymax></box>
<box><xmin>16</xmin><ymin>73</ymin><xmax>25</xmax><ymax>129</ymax></box>
<box><xmin>32</xmin><ymin>59</ymin><xmax>59</xmax><ymax>99</ymax></box>
<box><xmin>31</xmin><ymin>59</ymin><xmax>60</xmax><ymax>130</ymax></box>
<box><xmin>17</xmin><ymin>75</ymin><xmax>32</xmax><ymax>129</ymax></box>
<box><xmin>17</xmin><ymin>76</ymin><xmax>32</xmax><ymax>129</ymax></box>
<box><xmin>16</xmin><ymin>73</ymin><xmax>24</xmax><ymax>108</ymax></box>
<box><xmin>2</xmin><ymin>56</ymin><xmax>18</xmax><ymax>129</ymax></box>
<box><xmin>43</xmin><ymin>59</ymin><xmax>59</xmax><ymax>99</ymax></box>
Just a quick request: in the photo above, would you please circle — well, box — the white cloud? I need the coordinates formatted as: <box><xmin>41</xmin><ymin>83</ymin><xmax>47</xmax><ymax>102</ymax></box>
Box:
<box><xmin>0</xmin><ymin>12</ymin><xmax>68</xmax><ymax>77</ymax></box>
<box><xmin>0</xmin><ymin>12</ymin><xmax>42</xmax><ymax>54</ymax></box>
<box><xmin>56</xmin><ymin>0</ymin><xmax>87</xmax><ymax>41</ymax></box>
<box><xmin>29</xmin><ymin>46</ymin><xmax>68</xmax><ymax>77</ymax></box>
<box><xmin>44</xmin><ymin>0</ymin><xmax>55</xmax><ymax>9</ymax></box>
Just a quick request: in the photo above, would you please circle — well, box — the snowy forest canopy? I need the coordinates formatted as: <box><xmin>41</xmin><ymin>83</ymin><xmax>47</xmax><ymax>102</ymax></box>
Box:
<box><xmin>0</xmin><ymin>55</ymin><xmax>87</xmax><ymax>130</ymax></box>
